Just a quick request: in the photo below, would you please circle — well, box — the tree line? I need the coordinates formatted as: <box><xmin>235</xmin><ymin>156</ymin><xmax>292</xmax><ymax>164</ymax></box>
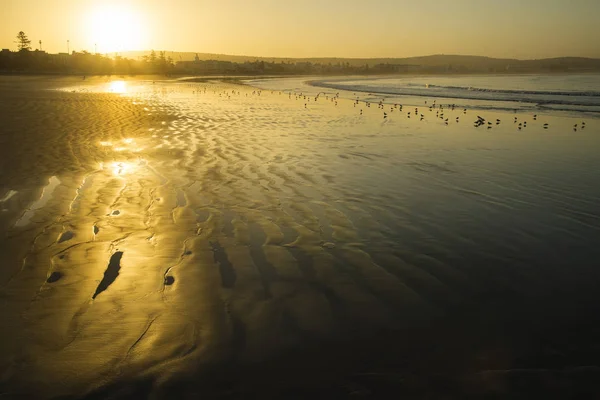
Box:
<box><xmin>1</xmin><ymin>31</ymin><xmax>175</xmax><ymax>75</ymax></box>
<box><xmin>1</xmin><ymin>31</ymin><xmax>431</xmax><ymax>76</ymax></box>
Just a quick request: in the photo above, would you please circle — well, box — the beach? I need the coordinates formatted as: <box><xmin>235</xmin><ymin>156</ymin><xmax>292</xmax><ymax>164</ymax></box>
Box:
<box><xmin>1</xmin><ymin>74</ymin><xmax>600</xmax><ymax>398</ymax></box>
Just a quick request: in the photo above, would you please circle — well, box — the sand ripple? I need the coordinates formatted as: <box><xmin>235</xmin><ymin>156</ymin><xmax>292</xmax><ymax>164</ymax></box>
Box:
<box><xmin>1</xmin><ymin>76</ymin><xmax>600</xmax><ymax>398</ymax></box>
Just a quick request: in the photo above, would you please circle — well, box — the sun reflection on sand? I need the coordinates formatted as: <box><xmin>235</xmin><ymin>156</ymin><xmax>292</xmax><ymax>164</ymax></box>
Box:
<box><xmin>111</xmin><ymin>162</ymin><xmax>130</xmax><ymax>176</ymax></box>
<box><xmin>108</xmin><ymin>81</ymin><xmax>127</xmax><ymax>94</ymax></box>
<box><xmin>99</xmin><ymin>138</ymin><xmax>145</xmax><ymax>153</ymax></box>
<box><xmin>97</xmin><ymin>161</ymin><xmax>141</xmax><ymax>177</ymax></box>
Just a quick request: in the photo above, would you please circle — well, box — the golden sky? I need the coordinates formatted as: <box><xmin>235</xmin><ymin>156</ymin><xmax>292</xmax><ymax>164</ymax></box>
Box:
<box><xmin>1</xmin><ymin>0</ymin><xmax>599</xmax><ymax>59</ymax></box>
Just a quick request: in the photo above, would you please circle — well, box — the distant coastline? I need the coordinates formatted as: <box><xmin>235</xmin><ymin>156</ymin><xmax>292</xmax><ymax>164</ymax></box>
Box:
<box><xmin>2</xmin><ymin>48</ymin><xmax>600</xmax><ymax>76</ymax></box>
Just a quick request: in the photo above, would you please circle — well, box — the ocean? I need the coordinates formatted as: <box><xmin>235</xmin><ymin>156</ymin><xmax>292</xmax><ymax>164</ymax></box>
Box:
<box><xmin>250</xmin><ymin>73</ymin><xmax>600</xmax><ymax>115</ymax></box>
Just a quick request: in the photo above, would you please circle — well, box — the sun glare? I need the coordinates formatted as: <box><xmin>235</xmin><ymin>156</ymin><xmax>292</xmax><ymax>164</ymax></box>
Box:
<box><xmin>87</xmin><ymin>5</ymin><xmax>146</xmax><ymax>53</ymax></box>
<box><xmin>108</xmin><ymin>80</ymin><xmax>127</xmax><ymax>93</ymax></box>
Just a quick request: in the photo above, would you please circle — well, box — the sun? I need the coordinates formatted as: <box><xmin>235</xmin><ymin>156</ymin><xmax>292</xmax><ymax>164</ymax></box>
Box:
<box><xmin>87</xmin><ymin>5</ymin><xmax>147</xmax><ymax>53</ymax></box>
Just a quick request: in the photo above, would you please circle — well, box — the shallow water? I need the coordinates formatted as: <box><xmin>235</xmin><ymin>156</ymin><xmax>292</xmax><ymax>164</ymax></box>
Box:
<box><xmin>250</xmin><ymin>74</ymin><xmax>600</xmax><ymax>114</ymax></box>
<box><xmin>14</xmin><ymin>176</ymin><xmax>61</xmax><ymax>227</ymax></box>
<box><xmin>1</xmin><ymin>76</ymin><xmax>600</xmax><ymax>398</ymax></box>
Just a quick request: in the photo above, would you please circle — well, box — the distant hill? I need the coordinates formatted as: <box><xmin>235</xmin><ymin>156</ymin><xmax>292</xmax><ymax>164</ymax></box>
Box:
<box><xmin>4</xmin><ymin>48</ymin><xmax>597</xmax><ymax>76</ymax></box>
<box><xmin>120</xmin><ymin>51</ymin><xmax>600</xmax><ymax>73</ymax></box>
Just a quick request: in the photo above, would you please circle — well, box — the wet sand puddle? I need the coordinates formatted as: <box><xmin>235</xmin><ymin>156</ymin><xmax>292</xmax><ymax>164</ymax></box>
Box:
<box><xmin>1</xmin><ymin>77</ymin><xmax>600</xmax><ymax>398</ymax></box>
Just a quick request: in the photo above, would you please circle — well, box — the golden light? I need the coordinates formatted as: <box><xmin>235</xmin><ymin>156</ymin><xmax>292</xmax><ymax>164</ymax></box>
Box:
<box><xmin>108</xmin><ymin>80</ymin><xmax>127</xmax><ymax>93</ymax></box>
<box><xmin>99</xmin><ymin>161</ymin><xmax>140</xmax><ymax>177</ymax></box>
<box><xmin>111</xmin><ymin>162</ymin><xmax>133</xmax><ymax>176</ymax></box>
<box><xmin>87</xmin><ymin>5</ymin><xmax>147</xmax><ymax>53</ymax></box>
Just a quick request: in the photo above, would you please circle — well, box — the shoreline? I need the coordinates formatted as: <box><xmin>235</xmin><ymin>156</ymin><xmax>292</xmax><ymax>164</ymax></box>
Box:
<box><xmin>244</xmin><ymin>75</ymin><xmax>600</xmax><ymax>118</ymax></box>
<box><xmin>3</xmin><ymin>70</ymin><xmax>600</xmax><ymax>79</ymax></box>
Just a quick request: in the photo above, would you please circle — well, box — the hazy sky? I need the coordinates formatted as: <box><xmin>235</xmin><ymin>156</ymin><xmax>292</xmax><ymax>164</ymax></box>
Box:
<box><xmin>1</xmin><ymin>0</ymin><xmax>599</xmax><ymax>59</ymax></box>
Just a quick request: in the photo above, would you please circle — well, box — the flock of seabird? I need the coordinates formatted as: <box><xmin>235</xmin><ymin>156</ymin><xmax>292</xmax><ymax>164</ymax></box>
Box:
<box><xmin>195</xmin><ymin>85</ymin><xmax>589</xmax><ymax>132</ymax></box>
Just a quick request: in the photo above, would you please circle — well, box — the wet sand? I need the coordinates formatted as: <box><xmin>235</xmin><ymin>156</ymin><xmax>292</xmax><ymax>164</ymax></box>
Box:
<box><xmin>1</xmin><ymin>75</ymin><xmax>600</xmax><ymax>399</ymax></box>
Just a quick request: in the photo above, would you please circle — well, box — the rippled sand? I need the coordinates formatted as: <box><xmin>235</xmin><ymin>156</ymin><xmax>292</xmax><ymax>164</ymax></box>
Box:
<box><xmin>1</xmin><ymin>76</ymin><xmax>600</xmax><ymax>398</ymax></box>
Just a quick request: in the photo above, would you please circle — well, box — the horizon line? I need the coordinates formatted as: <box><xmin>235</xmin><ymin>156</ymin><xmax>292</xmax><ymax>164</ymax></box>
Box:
<box><xmin>122</xmin><ymin>51</ymin><xmax>600</xmax><ymax>62</ymax></box>
<box><xmin>38</xmin><ymin>49</ymin><xmax>600</xmax><ymax>62</ymax></box>
<box><xmin>5</xmin><ymin>46</ymin><xmax>600</xmax><ymax>62</ymax></box>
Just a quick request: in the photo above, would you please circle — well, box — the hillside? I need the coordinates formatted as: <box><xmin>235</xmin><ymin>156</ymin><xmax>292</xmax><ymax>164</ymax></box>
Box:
<box><xmin>121</xmin><ymin>51</ymin><xmax>600</xmax><ymax>73</ymax></box>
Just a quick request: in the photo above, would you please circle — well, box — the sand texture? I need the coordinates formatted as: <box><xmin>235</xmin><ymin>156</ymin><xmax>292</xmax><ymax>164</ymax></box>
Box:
<box><xmin>1</xmin><ymin>75</ymin><xmax>600</xmax><ymax>398</ymax></box>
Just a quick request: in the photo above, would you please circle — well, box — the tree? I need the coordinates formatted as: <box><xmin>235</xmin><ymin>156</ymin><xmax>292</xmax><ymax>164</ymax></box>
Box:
<box><xmin>158</xmin><ymin>51</ymin><xmax>170</xmax><ymax>74</ymax></box>
<box><xmin>16</xmin><ymin>31</ymin><xmax>32</xmax><ymax>51</ymax></box>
